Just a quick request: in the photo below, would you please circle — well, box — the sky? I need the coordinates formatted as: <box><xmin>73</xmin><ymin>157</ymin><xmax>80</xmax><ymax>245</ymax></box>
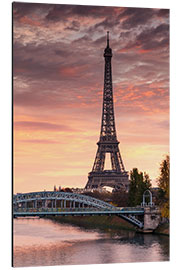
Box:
<box><xmin>13</xmin><ymin>2</ymin><xmax>169</xmax><ymax>193</ymax></box>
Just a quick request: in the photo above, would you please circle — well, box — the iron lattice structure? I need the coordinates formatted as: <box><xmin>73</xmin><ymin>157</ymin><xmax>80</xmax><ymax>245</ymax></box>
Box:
<box><xmin>13</xmin><ymin>191</ymin><xmax>144</xmax><ymax>228</ymax></box>
<box><xmin>13</xmin><ymin>191</ymin><xmax>117</xmax><ymax>210</ymax></box>
<box><xmin>85</xmin><ymin>32</ymin><xmax>129</xmax><ymax>191</ymax></box>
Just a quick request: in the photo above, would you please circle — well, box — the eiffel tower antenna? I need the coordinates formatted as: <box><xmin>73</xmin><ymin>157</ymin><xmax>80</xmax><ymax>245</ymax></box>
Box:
<box><xmin>107</xmin><ymin>31</ymin><xmax>109</xmax><ymax>47</ymax></box>
<box><xmin>85</xmin><ymin>32</ymin><xmax>129</xmax><ymax>191</ymax></box>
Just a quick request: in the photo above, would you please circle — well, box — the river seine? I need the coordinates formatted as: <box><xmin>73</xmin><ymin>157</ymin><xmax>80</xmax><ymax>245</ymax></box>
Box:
<box><xmin>13</xmin><ymin>217</ymin><xmax>169</xmax><ymax>267</ymax></box>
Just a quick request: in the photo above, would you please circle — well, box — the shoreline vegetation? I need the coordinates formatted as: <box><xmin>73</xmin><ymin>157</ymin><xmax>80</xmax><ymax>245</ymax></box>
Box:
<box><xmin>154</xmin><ymin>222</ymin><xmax>169</xmax><ymax>236</ymax></box>
<box><xmin>47</xmin><ymin>215</ymin><xmax>169</xmax><ymax>236</ymax></box>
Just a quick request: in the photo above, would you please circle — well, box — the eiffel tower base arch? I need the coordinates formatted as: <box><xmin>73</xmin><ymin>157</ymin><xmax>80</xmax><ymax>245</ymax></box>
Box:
<box><xmin>85</xmin><ymin>171</ymin><xmax>129</xmax><ymax>191</ymax></box>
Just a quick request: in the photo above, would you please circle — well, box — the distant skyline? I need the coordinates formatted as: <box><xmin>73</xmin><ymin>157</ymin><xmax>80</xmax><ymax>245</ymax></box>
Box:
<box><xmin>13</xmin><ymin>3</ymin><xmax>169</xmax><ymax>193</ymax></box>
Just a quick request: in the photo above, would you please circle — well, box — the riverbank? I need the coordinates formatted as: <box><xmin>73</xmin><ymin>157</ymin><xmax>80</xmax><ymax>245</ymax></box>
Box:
<box><xmin>47</xmin><ymin>215</ymin><xmax>169</xmax><ymax>236</ymax></box>
<box><xmin>47</xmin><ymin>215</ymin><xmax>136</xmax><ymax>232</ymax></box>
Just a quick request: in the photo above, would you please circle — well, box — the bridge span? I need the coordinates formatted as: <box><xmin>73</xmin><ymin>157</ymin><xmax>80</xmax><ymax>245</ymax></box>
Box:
<box><xmin>13</xmin><ymin>191</ymin><xmax>161</xmax><ymax>232</ymax></box>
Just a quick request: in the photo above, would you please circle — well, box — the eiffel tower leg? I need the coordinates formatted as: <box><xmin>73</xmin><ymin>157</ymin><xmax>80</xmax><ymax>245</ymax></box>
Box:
<box><xmin>92</xmin><ymin>145</ymin><xmax>105</xmax><ymax>172</ymax></box>
<box><xmin>110</xmin><ymin>150</ymin><xmax>120</xmax><ymax>171</ymax></box>
<box><xmin>110</xmin><ymin>151</ymin><xmax>116</xmax><ymax>171</ymax></box>
<box><xmin>85</xmin><ymin>146</ymin><xmax>106</xmax><ymax>189</ymax></box>
<box><xmin>117</xmin><ymin>150</ymin><xmax>125</xmax><ymax>171</ymax></box>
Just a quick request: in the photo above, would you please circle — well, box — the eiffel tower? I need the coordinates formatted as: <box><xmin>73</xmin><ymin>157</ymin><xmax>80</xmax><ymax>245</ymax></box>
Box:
<box><xmin>85</xmin><ymin>32</ymin><xmax>129</xmax><ymax>191</ymax></box>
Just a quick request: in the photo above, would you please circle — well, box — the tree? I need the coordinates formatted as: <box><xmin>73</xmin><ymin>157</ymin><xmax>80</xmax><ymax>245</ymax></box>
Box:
<box><xmin>157</xmin><ymin>155</ymin><xmax>169</xmax><ymax>218</ymax></box>
<box><xmin>64</xmin><ymin>187</ymin><xmax>73</xmax><ymax>193</ymax></box>
<box><xmin>111</xmin><ymin>190</ymin><xmax>129</xmax><ymax>207</ymax></box>
<box><xmin>128</xmin><ymin>168</ymin><xmax>151</xmax><ymax>206</ymax></box>
<box><xmin>83</xmin><ymin>190</ymin><xmax>112</xmax><ymax>201</ymax></box>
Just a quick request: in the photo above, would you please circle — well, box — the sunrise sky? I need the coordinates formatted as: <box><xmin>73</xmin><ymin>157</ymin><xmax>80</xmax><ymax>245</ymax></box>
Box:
<box><xmin>13</xmin><ymin>2</ymin><xmax>169</xmax><ymax>193</ymax></box>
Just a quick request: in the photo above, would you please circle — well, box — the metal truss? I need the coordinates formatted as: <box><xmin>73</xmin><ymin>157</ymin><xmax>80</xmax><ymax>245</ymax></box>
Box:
<box><xmin>13</xmin><ymin>191</ymin><xmax>144</xmax><ymax>228</ymax></box>
<box><xmin>85</xmin><ymin>32</ymin><xmax>129</xmax><ymax>189</ymax></box>
<box><xmin>13</xmin><ymin>191</ymin><xmax>117</xmax><ymax>210</ymax></box>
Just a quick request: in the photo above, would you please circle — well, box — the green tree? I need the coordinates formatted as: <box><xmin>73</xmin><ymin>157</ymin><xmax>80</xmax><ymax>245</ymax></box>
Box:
<box><xmin>157</xmin><ymin>155</ymin><xmax>169</xmax><ymax>218</ymax></box>
<box><xmin>128</xmin><ymin>168</ymin><xmax>151</xmax><ymax>206</ymax></box>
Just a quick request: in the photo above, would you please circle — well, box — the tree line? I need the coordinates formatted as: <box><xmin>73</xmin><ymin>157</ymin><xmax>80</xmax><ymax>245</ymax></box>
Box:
<box><xmin>59</xmin><ymin>155</ymin><xmax>169</xmax><ymax>219</ymax></box>
<box><xmin>83</xmin><ymin>155</ymin><xmax>170</xmax><ymax>219</ymax></box>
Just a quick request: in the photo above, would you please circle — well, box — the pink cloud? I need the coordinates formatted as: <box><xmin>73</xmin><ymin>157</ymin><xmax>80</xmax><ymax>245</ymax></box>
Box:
<box><xmin>19</xmin><ymin>15</ymin><xmax>41</xmax><ymax>26</ymax></box>
<box><xmin>14</xmin><ymin>121</ymin><xmax>76</xmax><ymax>132</ymax></box>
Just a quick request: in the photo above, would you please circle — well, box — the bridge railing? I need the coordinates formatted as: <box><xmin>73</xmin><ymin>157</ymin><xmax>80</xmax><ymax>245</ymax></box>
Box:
<box><xmin>13</xmin><ymin>207</ymin><xmax>112</xmax><ymax>213</ymax></box>
<box><xmin>115</xmin><ymin>207</ymin><xmax>144</xmax><ymax>211</ymax></box>
<box><xmin>13</xmin><ymin>207</ymin><xmax>145</xmax><ymax>214</ymax></box>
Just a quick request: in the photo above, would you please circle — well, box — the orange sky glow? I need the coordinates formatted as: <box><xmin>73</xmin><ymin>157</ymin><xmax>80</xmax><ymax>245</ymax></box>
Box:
<box><xmin>13</xmin><ymin>3</ymin><xmax>169</xmax><ymax>193</ymax></box>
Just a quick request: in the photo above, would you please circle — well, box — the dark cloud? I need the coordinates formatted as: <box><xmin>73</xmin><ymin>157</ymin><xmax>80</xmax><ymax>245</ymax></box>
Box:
<box><xmin>143</xmin><ymin>37</ymin><xmax>169</xmax><ymax>51</ymax></box>
<box><xmin>94</xmin><ymin>36</ymin><xmax>106</xmax><ymax>45</ymax></box>
<box><xmin>13</xmin><ymin>3</ymin><xmax>169</xmax><ymax>116</ymax></box>
<box><xmin>138</xmin><ymin>23</ymin><xmax>169</xmax><ymax>42</ymax></box>
<box><xmin>120</xmin><ymin>23</ymin><xmax>169</xmax><ymax>53</ymax></box>
<box><xmin>13</xmin><ymin>41</ymin><xmax>78</xmax><ymax>81</ymax></box>
<box><xmin>13</xmin><ymin>2</ymin><xmax>51</xmax><ymax>20</ymax></box>
<box><xmin>13</xmin><ymin>36</ymin><xmax>102</xmax><ymax>94</ymax></box>
<box><xmin>71</xmin><ymin>5</ymin><xmax>110</xmax><ymax>17</ymax></box>
<box><xmin>136</xmin><ymin>24</ymin><xmax>169</xmax><ymax>49</ymax></box>
<box><xmin>72</xmin><ymin>34</ymin><xmax>92</xmax><ymax>45</ymax></box>
<box><xmin>120</xmin><ymin>7</ymin><xmax>155</xmax><ymax>29</ymax></box>
<box><xmin>13</xmin><ymin>53</ymin><xmax>59</xmax><ymax>81</ymax></box>
<box><xmin>119</xmin><ymin>31</ymin><xmax>131</xmax><ymax>39</ymax></box>
<box><xmin>45</xmin><ymin>4</ymin><xmax>117</xmax><ymax>22</ymax></box>
<box><xmin>156</xmin><ymin>9</ymin><xmax>169</xmax><ymax>18</ymax></box>
<box><xmin>13</xmin><ymin>3</ymin><xmax>169</xmax><ymax>35</ymax></box>
<box><xmin>54</xmin><ymin>49</ymin><xmax>72</xmax><ymax>57</ymax></box>
<box><xmin>94</xmin><ymin>17</ymin><xmax>120</xmax><ymax>30</ymax></box>
<box><xmin>65</xmin><ymin>20</ymin><xmax>80</xmax><ymax>31</ymax></box>
<box><xmin>45</xmin><ymin>4</ymin><xmax>73</xmax><ymax>22</ymax></box>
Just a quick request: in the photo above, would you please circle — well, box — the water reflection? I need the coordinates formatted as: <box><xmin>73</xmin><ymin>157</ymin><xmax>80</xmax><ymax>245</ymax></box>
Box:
<box><xmin>13</xmin><ymin>217</ymin><xmax>169</xmax><ymax>267</ymax></box>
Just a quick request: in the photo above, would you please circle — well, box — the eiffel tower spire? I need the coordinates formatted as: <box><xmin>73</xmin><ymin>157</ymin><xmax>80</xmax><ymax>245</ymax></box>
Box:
<box><xmin>107</xmin><ymin>31</ymin><xmax>109</xmax><ymax>47</ymax></box>
<box><xmin>85</xmin><ymin>32</ymin><xmax>129</xmax><ymax>191</ymax></box>
<box><xmin>100</xmin><ymin>31</ymin><xmax>116</xmax><ymax>143</ymax></box>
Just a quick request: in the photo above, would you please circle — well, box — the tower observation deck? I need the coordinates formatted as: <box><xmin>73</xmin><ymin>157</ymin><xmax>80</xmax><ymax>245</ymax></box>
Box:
<box><xmin>85</xmin><ymin>32</ymin><xmax>129</xmax><ymax>191</ymax></box>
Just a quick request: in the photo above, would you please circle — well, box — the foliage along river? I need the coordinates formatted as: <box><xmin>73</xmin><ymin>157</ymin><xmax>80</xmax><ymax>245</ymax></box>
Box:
<box><xmin>13</xmin><ymin>217</ymin><xmax>169</xmax><ymax>267</ymax></box>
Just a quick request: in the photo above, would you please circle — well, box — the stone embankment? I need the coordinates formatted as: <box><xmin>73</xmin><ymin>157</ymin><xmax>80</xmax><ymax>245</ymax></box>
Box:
<box><xmin>154</xmin><ymin>222</ymin><xmax>169</xmax><ymax>235</ymax></box>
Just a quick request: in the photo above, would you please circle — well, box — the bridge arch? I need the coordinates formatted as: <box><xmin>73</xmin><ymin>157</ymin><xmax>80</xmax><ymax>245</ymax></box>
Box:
<box><xmin>13</xmin><ymin>191</ymin><xmax>116</xmax><ymax>210</ymax></box>
<box><xmin>13</xmin><ymin>191</ymin><xmax>161</xmax><ymax>231</ymax></box>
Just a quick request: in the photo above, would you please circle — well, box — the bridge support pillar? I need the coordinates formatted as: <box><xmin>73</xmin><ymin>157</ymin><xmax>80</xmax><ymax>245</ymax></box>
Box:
<box><xmin>34</xmin><ymin>200</ymin><xmax>37</xmax><ymax>208</ymax></box>
<box><xmin>142</xmin><ymin>207</ymin><xmax>161</xmax><ymax>233</ymax></box>
<box><xmin>44</xmin><ymin>200</ymin><xmax>47</xmax><ymax>208</ymax></box>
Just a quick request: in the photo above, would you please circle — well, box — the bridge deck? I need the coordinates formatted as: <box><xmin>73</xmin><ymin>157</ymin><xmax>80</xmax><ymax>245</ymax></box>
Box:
<box><xmin>13</xmin><ymin>208</ymin><xmax>144</xmax><ymax>218</ymax></box>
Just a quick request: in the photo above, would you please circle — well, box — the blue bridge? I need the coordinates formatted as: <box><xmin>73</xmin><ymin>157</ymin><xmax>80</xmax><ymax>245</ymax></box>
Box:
<box><xmin>13</xmin><ymin>191</ymin><xmax>160</xmax><ymax>232</ymax></box>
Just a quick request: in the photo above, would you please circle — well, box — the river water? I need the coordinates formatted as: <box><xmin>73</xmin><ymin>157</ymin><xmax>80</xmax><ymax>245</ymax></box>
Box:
<box><xmin>13</xmin><ymin>217</ymin><xmax>169</xmax><ymax>267</ymax></box>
